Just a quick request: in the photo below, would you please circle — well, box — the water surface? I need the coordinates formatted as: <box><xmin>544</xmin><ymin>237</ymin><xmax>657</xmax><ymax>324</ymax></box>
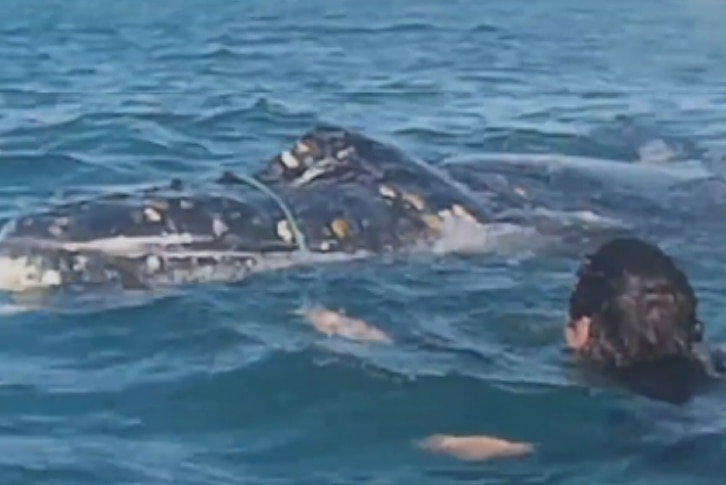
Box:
<box><xmin>1</xmin><ymin>0</ymin><xmax>726</xmax><ymax>483</ymax></box>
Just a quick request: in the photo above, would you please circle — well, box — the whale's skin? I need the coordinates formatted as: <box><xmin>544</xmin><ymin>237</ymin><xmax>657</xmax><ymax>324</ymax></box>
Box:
<box><xmin>0</xmin><ymin>126</ymin><xmax>512</xmax><ymax>293</ymax></box>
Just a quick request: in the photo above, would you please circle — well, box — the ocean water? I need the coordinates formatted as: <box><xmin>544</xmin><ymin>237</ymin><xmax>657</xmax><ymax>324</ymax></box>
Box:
<box><xmin>2</xmin><ymin>0</ymin><xmax>726</xmax><ymax>483</ymax></box>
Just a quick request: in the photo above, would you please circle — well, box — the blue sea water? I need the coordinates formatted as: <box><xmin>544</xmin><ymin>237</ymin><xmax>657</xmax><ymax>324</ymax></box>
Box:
<box><xmin>2</xmin><ymin>0</ymin><xmax>726</xmax><ymax>483</ymax></box>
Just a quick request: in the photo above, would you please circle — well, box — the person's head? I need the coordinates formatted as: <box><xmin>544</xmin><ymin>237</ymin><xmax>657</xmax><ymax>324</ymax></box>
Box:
<box><xmin>565</xmin><ymin>238</ymin><xmax>710</xmax><ymax>403</ymax></box>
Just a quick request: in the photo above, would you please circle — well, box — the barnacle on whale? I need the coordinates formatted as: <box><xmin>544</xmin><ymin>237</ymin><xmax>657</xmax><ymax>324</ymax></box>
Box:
<box><xmin>280</xmin><ymin>150</ymin><xmax>301</xmax><ymax>169</ymax></box>
<box><xmin>276</xmin><ymin>219</ymin><xmax>295</xmax><ymax>243</ymax></box>
<box><xmin>330</xmin><ymin>218</ymin><xmax>350</xmax><ymax>240</ymax></box>
<box><xmin>421</xmin><ymin>213</ymin><xmax>444</xmax><ymax>232</ymax></box>
<box><xmin>212</xmin><ymin>217</ymin><xmax>229</xmax><ymax>238</ymax></box>
<box><xmin>143</xmin><ymin>207</ymin><xmax>162</xmax><ymax>222</ymax></box>
<box><xmin>451</xmin><ymin>204</ymin><xmax>478</xmax><ymax>223</ymax></box>
<box><xmin>379</xmin><ymin>184</ymin><xmax>398</xmax><ymax>199</ymax></box>
<box><xmin>402</xmin><ymin>192</ymin><xmax>425</xmax><ymax>211</ymax></box>
<box><xmin>295</xmin><ymin>141</ymin><xmax>312</xmax><ymax>155</ymax></box>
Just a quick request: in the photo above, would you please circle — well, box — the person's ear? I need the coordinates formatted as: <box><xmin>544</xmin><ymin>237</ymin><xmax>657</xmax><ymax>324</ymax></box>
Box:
<box><xmin>565</xmin><ymin>317</ymin><xmax>591</xmax><ymax>350</ymax></box>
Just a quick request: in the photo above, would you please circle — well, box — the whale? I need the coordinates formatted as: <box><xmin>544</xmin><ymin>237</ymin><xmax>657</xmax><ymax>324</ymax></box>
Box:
<box><xmin>0</xmin><ymin>125</ymin><xmax>708</xmax><ymax>295</ymax></box>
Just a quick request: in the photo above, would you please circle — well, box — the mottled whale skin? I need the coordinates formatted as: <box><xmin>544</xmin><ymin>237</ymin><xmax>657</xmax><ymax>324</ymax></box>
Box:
<box><xmin>0</xmin><ymin>125</ymin><xmax>518</xmax><ymax>293</ymax></box>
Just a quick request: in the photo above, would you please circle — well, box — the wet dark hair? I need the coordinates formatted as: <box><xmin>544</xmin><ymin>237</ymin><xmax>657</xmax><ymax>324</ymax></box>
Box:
<box><xmin>568</xmin><ymin>237</ymin><xmax>712</xmax><ymax>403</ymax></box>
<box><xmin>569</xmin><ymin>237</ymin><xmax>702</xmax><ymax>368</ymax></box>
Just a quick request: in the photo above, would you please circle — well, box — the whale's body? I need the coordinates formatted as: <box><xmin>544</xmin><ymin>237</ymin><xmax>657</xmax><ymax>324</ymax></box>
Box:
<box><xmin>0</xmin><ymin>126</ymin><xmax>521</xmax><ymax>294</ymax></box>
<box><xmin>0</xmin><ymin>124</ymin><xmax>709</xmax><ymax>297</ymax></box>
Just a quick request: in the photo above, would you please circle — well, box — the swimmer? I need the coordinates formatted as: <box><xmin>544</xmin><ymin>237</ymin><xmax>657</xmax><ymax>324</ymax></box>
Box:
<box><xmin>564</xmin><ymin>236</ymin><xmax>723</xmax><ymax>405</ymax></box>
<box><xmin>421</xmin><ymin>237</ymin><xmax>724</xmax><ymax>462</ymax></box>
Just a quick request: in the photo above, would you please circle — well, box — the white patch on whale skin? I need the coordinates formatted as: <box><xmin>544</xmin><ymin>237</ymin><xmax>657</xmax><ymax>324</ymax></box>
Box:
<box><xmin>0</xmin><ymin>233</ymin><xmax>211</xmax><ymax>258</ymax></box>
<box><xmin>280</xmin><ymin>150</ymin><xmax>301</xmax><ymax>168</ymax></box>
<box><xmin>0</xmin><ymin>256</ymin><xmax>52</xmax><ymax>292</ymax></box>
<box><xmin>59</xmin><ymin>233</ymin><xmax>208</xmax><ymax>255</ymax></box>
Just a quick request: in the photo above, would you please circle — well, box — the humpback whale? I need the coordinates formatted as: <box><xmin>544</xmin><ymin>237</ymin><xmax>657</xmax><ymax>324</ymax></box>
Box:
<box><xmin>2</xmin><ymin>123</ymin><xmax>688</xmax><ymax>295</ymax></box>
<box><xmin>0</xmin><ymin>126</ymin><xmax>519</xmax><ymax>294</ymax></box>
